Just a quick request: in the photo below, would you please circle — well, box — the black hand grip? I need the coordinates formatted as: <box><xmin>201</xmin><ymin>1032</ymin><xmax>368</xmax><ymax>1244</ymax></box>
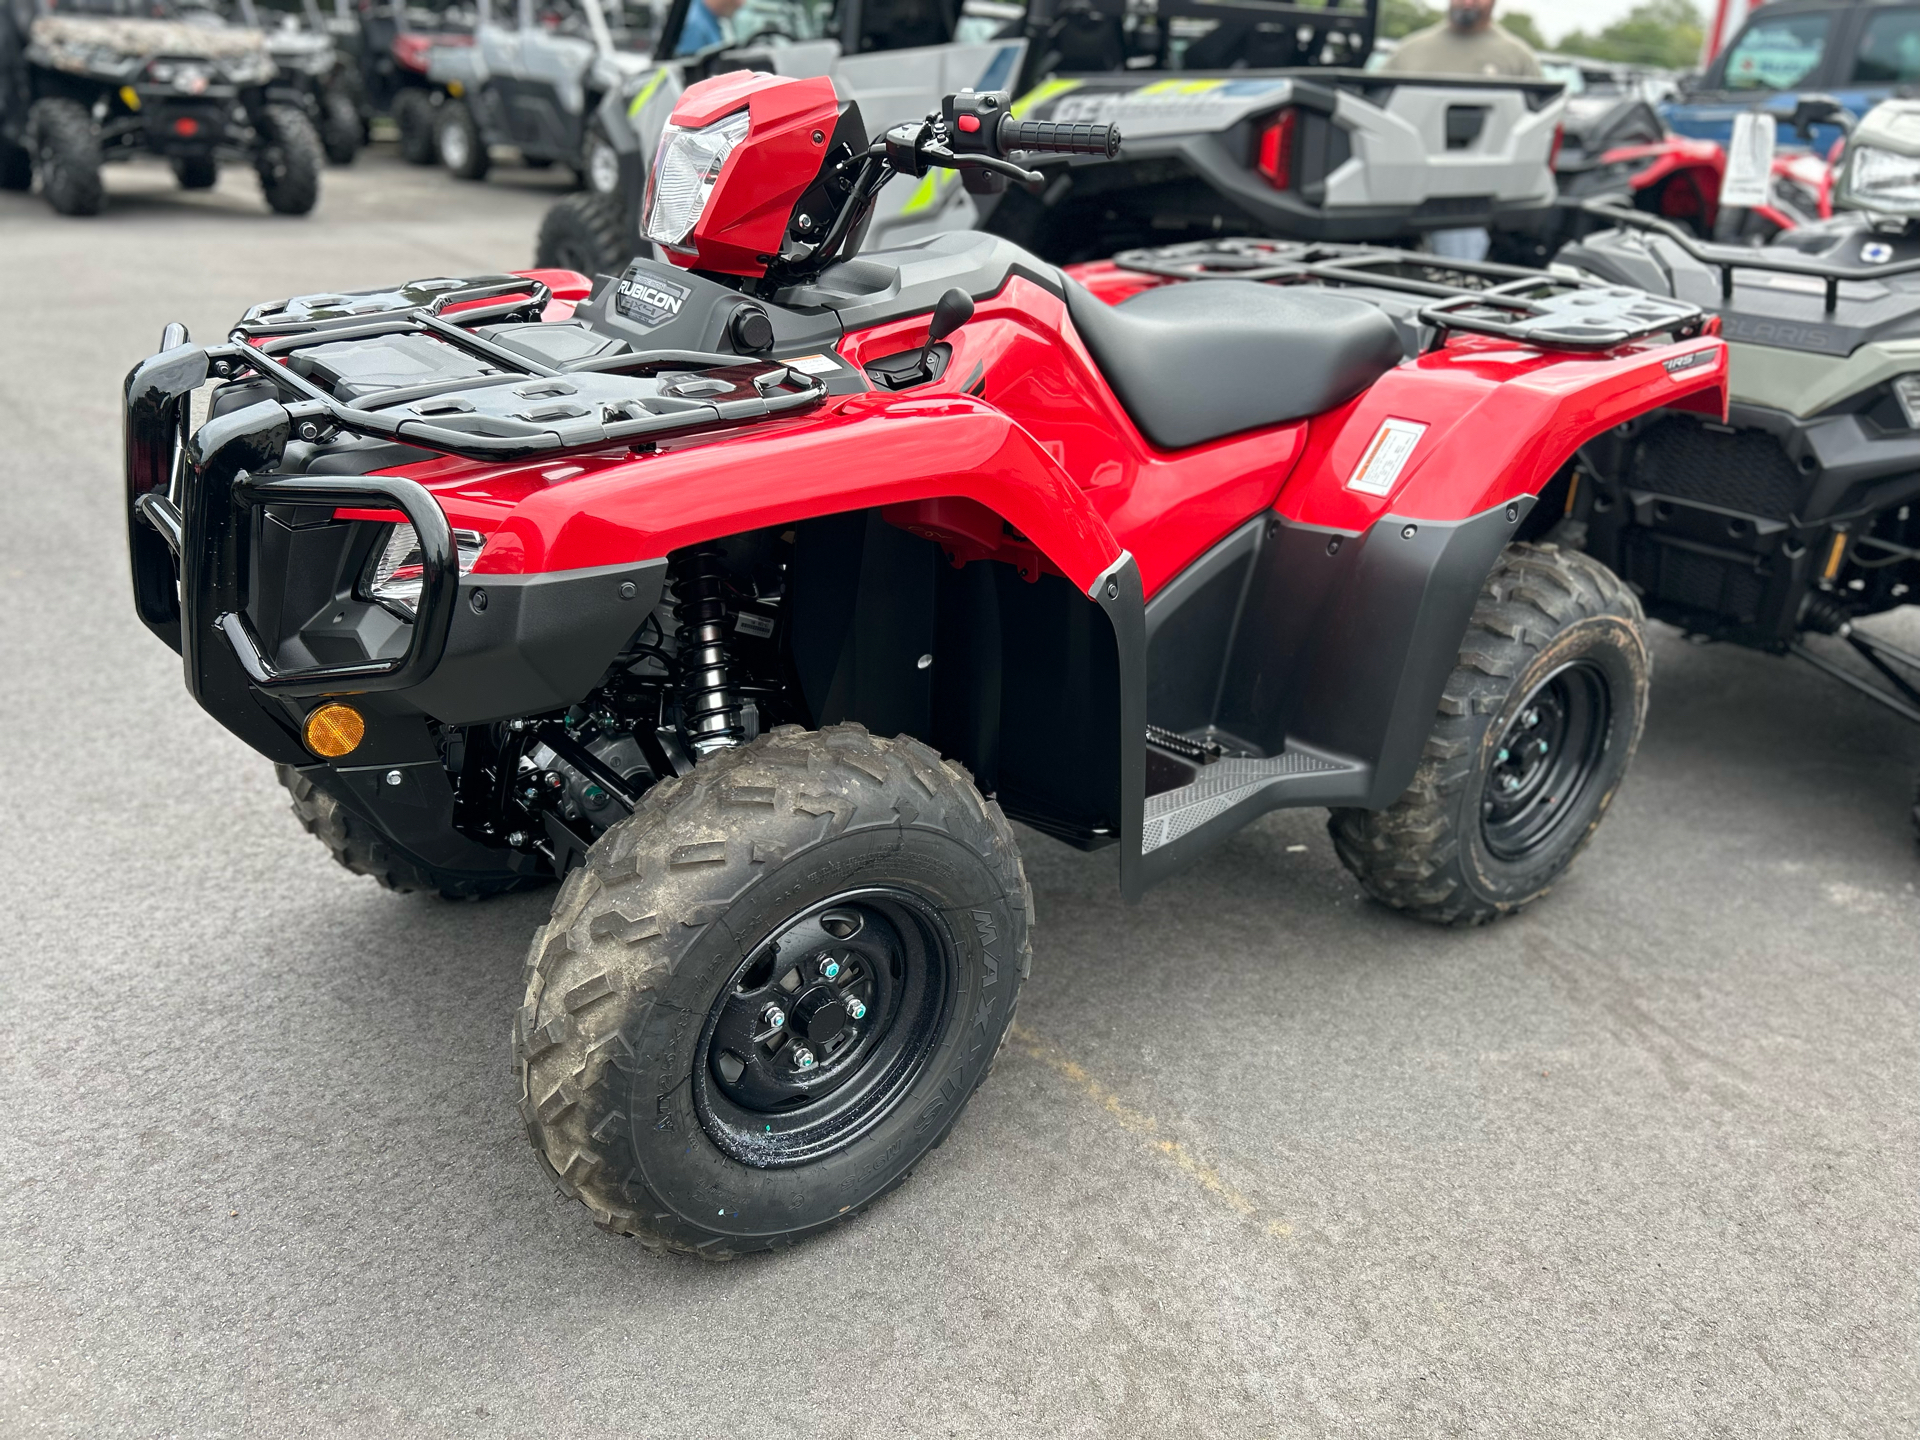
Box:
<box><xmin>995</xmin><ymin>115</ymin><xmax>1121</xmax><ymax>159</ymax></box>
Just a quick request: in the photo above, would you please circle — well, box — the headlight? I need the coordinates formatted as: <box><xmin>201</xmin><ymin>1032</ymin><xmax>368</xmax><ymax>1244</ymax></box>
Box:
<box><xmin>1892</xmin><ymin>374</ymin><xmax>1920</xmax><ymax>430</ymax></box>
<box><xmin>1840</xmin><ymin>143</ymin><xmax>1920</xmax><ymax>214</ymax></box>
<box><xmin>224</xmin><ymin>53</ymin><xmax>279</xmax><ymax>85</ymax></box>
<box><xmin>360</xmin><ymin>523</ymin><xmax>485</xmax><ymax>618</ymax></box>
<box><xmin>642</xmin><ymin>108</ymin><xmax>749</xmax><ymax>248</ymax></box>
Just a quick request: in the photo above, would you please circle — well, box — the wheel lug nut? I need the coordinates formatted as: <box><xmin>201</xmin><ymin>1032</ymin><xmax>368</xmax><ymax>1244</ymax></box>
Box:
<box><xmin>846</xmin><ymin>997</ymin><xmax>867</xmax><ymax>1020</ymax></box>
<box><xmin>1497</xmin><ymin>747</ymin><xmax>1509</xmax><ymax>762</ymax></box>
<box><xmin>762</xmin><ymin>1004</ymin><xmax>786</xmax><ymax>1029</ymax></box>
<box><xmin>1524</xmin><ymin>708</ymin><xmax>1540</xmax><ymax>727</ymax></box>
<box><xmin>792</xmin><ymin>1046</ymin><xmax>817</xmax><ymax>1071</ymax></box>
<box><xmin>818</xmin><ymin>957</ymin><xmax>842</xmax><ymax>981</ymax></box>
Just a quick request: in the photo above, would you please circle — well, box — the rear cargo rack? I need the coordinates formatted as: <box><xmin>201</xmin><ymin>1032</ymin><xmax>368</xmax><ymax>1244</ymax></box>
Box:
<box><xmin>206</xmin><ymin>273</ymin><xmax>827</xmax><ymax>463</ymax></box>
<box><xmin>1578</xmin><ymin>197</ymin><xmax>1920</xmax><ymax>312</ymax></box>
<box><xmin>1111</xmin><ymin>237</ymin><xmax>1709</xmax><ymax>351</ymax></box>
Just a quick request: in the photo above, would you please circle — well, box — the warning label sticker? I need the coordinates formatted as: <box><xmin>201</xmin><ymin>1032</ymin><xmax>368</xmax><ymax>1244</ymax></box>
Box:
<box><xmin>782</xmin><ymin>353</ymin><xmax>841</xmax><ymax>375</ymax></box>
<box><xmin>1345</xmin><ymin>418</ymin><xmax>1428</xmax><ymax>497</ymax></box>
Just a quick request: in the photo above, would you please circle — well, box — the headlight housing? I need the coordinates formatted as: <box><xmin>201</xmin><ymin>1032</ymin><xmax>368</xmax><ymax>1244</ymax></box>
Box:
<box><xmin>1838</xmin><ymin>143</ymin><xmax>1920</xmax><ymax>215</ymax></box>
<box><xmin>360</xmin><ymin>523</ymin><xmax>485</xmax><ymax>618</ymax></box>
<box><xmin>642</xmin><ymin>108</ymin><xmax>749</xmax><ymax>248</ymax></box>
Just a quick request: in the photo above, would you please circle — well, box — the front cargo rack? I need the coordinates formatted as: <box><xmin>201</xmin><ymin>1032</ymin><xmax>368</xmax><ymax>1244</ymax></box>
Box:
<box><xmin>1111</xmin><ymin>237</ymin><xmax>1709</xmax><ymax>352</ymax></box>
<box><xmin>210</xmin><ymin>273</ymin><xmax>828</xmax><ymax>465</ymax></box>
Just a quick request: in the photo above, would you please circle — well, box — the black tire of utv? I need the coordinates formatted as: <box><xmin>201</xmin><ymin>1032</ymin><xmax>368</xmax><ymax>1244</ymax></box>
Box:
<box><xmin>172</xmin><ymin>154</ymin><xmax>217</xmax><ymax>190</ymax></box>
<box><xmin>1328</xmin><ymin>542</ymin><xmax>1651</xmax><ymax>926</ymax></box>
<box><xmin>437</xmin><ymin>99</ymin><xmax>489</xmax><ymax>180</ymax></box>
<box><xmin>31</xmin><ymin>99</ymin><xmax>103</xmax><ymax>216</ymax></box>
<box><xmin>0</xmin><ymin>137</ymin><xmax>31</xmax><ymax>191</ymax></box>
<box><xmin>257</xmin><ymin>104</ymin><xmax>322</xmax><ymax>215</ymax></box>
<box><xmin>535</xmin><ymin>189</ymin><xmax>627</xmax><ymax>276</ymax></box>
<box><xmin>515</xmin><ymin>723</ymin><xmax>1033</xmax><ymax>1258</ymax></box>
<box><xmin>392</xmin><ymin>89</ymin><xmax>437</xmax><ymax>165</ymax></box>
<box><xmin>321</xmin><ymin>91</ymin><xmax>361</xmax><ymax>165</ymax></box>
<box><xmin>274</xmin><ymin>763</ymin><xmax>548</xmax><ymax>900</ymax></box>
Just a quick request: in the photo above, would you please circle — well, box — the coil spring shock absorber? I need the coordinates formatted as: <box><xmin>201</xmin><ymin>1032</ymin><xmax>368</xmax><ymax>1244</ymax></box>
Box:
<box><xmin>669</xmin><ymin>543</ymin><xmax>746</xmax><ymax>755</ymax></box>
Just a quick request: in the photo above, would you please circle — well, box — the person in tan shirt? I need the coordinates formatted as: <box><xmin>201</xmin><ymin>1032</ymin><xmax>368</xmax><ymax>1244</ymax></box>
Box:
<box><xmin>1384</xmin><ymin>0</ymin><xmax>1543</xmax><ymax>79</ymax></box>
<box><xmin>1382</xmin><ymin>0</ymin><xmax>1543</xmax><ymax>258</ymax></box>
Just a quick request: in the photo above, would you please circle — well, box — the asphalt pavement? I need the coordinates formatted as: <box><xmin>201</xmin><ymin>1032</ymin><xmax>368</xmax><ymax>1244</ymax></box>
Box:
<box><xmin>2</xmin><ymin>149</ymin><xmax>1916</xmax><ymax>1438</ymax></box>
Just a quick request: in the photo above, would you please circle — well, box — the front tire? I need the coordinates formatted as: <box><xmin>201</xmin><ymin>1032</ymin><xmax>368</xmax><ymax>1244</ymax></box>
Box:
<box><xmin>30</xmin><ymin>98</ymin><xmax>102</xmax><ymax>216</ymax></box>
<box><xmin>515</xmin><ymin>724</ymin><xmax>1031</xmax><ymax>1257</ymax></box>
<box><xmin>392</xmin><ymin>88</ymin><xmax>436</xmax><ymax>165</ymax></box>
<box><xmin>534</xmin><ymin>189</ymin><xmax>629</xmax><ymax>276</ymax></box>
<box><xmin>275</xmin><ymin>764</ymin><xmax>547</xmax><ymax>900</ymax></box>
<box><xmin>437</xmin><ymin>99</ymin><xmax>489</xmax><ymax>180</ymax></box>
<box><xmin>1329</xmin><ymin>543</ymin><xmax>1650</xmax><ymax>925</ymax></box>
<box><xmin>256</xmin><ymin>103</ymin><xmax>322</xmax><ymax>214</ymax></box>
<box><xmin>171</xmin><ymin>154</ymin><xmax>217</xmax><ymax>189</ymax></box>
<box><xmin>321</xmin><ymin>91</ymin><xmax>361</xmax><ymax>165</ymax></box>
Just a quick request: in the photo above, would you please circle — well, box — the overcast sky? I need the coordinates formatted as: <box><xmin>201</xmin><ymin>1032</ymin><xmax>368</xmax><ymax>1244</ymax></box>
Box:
<box><xmin>1500</xmin><ymin>0</ymin><xmax>1707</xmax><ymax>47</ymax></box>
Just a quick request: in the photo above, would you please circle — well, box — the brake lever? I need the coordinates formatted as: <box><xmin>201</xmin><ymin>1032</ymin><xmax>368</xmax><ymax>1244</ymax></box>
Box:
<box><xmin>921</xmin><ymin>143</ymin><xmax>1045</xmax><ymax>193</ymax></box>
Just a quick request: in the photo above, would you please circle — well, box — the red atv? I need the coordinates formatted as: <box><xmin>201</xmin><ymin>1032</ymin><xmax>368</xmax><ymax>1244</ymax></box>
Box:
<box><xmin>124</xmin><ymin>71</ymin><xmax>1727</xmax><ymax>1256</ymax></box>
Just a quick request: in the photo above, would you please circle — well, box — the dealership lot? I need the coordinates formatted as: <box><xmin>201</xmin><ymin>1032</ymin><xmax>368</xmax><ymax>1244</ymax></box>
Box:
<box><xmin>2</xmin><ymin>153</ymin><xmax>1916</xmax><ymax>1437</ymax></box>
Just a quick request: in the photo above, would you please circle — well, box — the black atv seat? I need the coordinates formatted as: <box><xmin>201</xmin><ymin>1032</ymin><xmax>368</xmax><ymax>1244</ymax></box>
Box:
<box><xmin>1064</xmin><ymin>279</ymin><xmax>1405</xmax><ymax>451</ymax></box>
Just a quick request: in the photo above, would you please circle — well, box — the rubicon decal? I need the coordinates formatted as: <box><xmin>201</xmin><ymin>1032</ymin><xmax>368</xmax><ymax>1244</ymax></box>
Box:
<box><xmin>1662</xmin><ymin>348</ymin><xmax>1715</xmax><ymax>375</ymax></box>
<box><xmin>616</xmin><ymin>270</ymin><xmax>692</xmax><ymax>328</ymax></box>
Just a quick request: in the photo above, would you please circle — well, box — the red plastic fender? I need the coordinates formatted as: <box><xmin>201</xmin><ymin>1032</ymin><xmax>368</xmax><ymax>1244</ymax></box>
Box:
<box><xmin>1277</xmin><ymin>332</ymin><xmax>1729</xmax><ymax>531</ymax></box>
<box><xmin>461</xmin><ymin>392</ymin><xmax>1127</xmax><ymax>593</ymax></box>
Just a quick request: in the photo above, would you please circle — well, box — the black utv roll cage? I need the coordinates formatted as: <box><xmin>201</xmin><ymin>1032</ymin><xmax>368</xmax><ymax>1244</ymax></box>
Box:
<box><xmin>1110</xmin><ymin>238</ymin><xmax>1712</xmax><ymax>350</ymax></box>
<box><xmin>125</xmin><ymin>274</ymin><xmax>825</xmax><ymax>701</ymax></box>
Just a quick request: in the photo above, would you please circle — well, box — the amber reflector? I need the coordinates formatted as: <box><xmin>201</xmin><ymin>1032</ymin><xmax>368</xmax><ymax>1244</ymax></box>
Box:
<box><xmin>304</xmin><ymin>703</ymin><xmax>365</xmax><ymax>758</ymax></box>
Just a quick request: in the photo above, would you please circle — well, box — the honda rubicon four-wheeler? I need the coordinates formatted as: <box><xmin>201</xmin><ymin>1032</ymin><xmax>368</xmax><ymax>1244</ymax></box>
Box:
<box><xmin>124</xmin><ymin>74</ymin><xmax>1726</xmax><ymax>1255</ymax></box>
<box><xmin>534</xmin><ymin>0</ymin><xmax>1029</xmax><ymax>276</ymax></box>
<box><xmin>1555</xmin><ymin>100</ymin><xmax>1920</xmax><ymax>841</ymax></box>
<box><xmin>0</xmin><ymin>0</ymin><xmax>322</xmax><ymax>214</ymax></box>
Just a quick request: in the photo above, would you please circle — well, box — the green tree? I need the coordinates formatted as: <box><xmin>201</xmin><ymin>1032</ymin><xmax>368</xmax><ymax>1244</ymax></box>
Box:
<box><xmin>1500</xmin><ymin>10</ymin><xmax>1548</xmax><ymax>49</ymax></box>
<box><xmin>1380</xmin><ymin>0</ymin><xmax>1440</xmax><ymax>41</ymax></box>
<box><xmin>1558</xmin><ymin>0</ymin><xmax>1704</xmax><ymax>68</ymax></box>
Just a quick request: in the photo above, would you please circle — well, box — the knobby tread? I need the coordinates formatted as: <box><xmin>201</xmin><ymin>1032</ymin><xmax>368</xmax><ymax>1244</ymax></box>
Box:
<box><xmin>534</xmin><ymin>190</ymin><xmax>628</xmax><ymax>277</ymax></box>
<box><xmin>257</xmin><ymin>104</ymin><xmax>322</xmax><ymax>215</ymax></box>
<box><xmin>513</xmin><ymin>723</ymin><xmax>1032</xmax><ymax>1260</ymax></box>
<box><xmin>1328</xmin><ymin>543</ymin><xmax>1649</xmax><ymax>926</ymax></box>
<box><xmin>273</xmin><ymin>764</ymin><xmax>544</xmax><ymax>901</ymax></box>
<box><xmin>31</xmin><ymin>98</ymin><xmax>102</xmax><ymax>216</ymax></box>
<box><xmin>392</xmin><ymin>89</ymin><xmax>437</xmax><ymax>165</ymax></box>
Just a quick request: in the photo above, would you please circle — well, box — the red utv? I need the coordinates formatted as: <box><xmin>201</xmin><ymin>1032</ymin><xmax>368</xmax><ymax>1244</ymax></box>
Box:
<box><xmin>124</xmin><ymin>71</ymin><xmax>1726</xmax><ymax>1255</ymax></box>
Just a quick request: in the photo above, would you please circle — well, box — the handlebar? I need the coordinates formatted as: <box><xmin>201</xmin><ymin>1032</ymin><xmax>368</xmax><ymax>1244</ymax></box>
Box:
<box><xmin>995</xmin><ymin>115</ymin><xmax>1122</xmax><ymax>160</ymax></box>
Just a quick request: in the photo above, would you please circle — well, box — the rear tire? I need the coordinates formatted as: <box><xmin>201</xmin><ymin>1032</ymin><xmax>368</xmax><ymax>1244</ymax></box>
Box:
<box><xmin>275</xmin><ymin>764</ymin><xmax>547</xmax><ymax>900</ymax></box>
<box><xmin>514</xmin><ymin>724</ymin><xmax>1031</xmax><ymax>1257</ymax></box>
<box><xmin>320</xmin><ymin>91</ymin><xmax>361</xmax><ymax>165</ymax></box>
<box><xmin>30</xmin><ymin>98</ymin><xmax>102</xmax><ymax>216</ymax></box>
<box><xmin>257</xmin><ymin>103</ymin><xmax>322</xmax><ymax>214</ymax></box>
<box><xmin>1329</xmin><ymin>543</ymin><xmax>1651</xmax><ymax>925</ymax></box>
<box><xmin>392</xmin><ymin>88</ymin><xmax>436</xmax><ymax>164</ymax></box>
<box><xmin>171</xmin><ymin>154</ymin><xmax>217</xmax><ymax>190</ymax></box>
<box><xmin>535</xmin><ymin>189</ymin><xmax>629</xmax><ymax>276</ymax></box>
<box><xmin>0</xmin><ymin>137</ymin><xmax>31</xmax><ymax>191</ymax></box>
<box><xmin>437</xmin><ymin>99</ymin><xmax>489</xmax><ymax>180</ymax></box>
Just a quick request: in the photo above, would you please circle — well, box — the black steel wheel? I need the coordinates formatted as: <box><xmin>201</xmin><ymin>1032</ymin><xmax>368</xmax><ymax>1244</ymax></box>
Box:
<box><xmin>695</xmin><ymin>888</ymin><xmax>957</xmax><ymax>1167</ymax></box>
<box><xmin>1330</xmin><ymin>543</ymin><xmax>1650</xmax><ymax>925</ymax></box>
<box><xmin>1479</xmin><ymin>661</ymin><xmax>1612</xmax><ymax>862</ymax></box>
<box><xmin>515</xmin><ymin>724</ymin><xmax>1030</xmax><ymax>1257</ymax></box>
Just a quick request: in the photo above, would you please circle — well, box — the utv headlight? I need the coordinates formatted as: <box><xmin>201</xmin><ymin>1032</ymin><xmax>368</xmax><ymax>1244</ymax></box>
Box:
<box><xmin>360</xmin><ymin>523</ymin><xmax>485</xmax><ymax>618</ymax></box>
<box><xmin>642</xmin><ymin>109</ymin><xmax>749</xmax><ymax>248</ymax></box>
<box><xmin>1892</xmin><ymin>373</ymin><xmax>1920</xmax><ymax>430</ymax></box>
<box><xmin>1840</xmin><ymin>143</ymin><xmax>1920</xmax><ymax>214</ymax></box>
<box><xmin>224</xmin><ymin>52</ymin><xmax>279</xmax><ymax>86</ymax></box>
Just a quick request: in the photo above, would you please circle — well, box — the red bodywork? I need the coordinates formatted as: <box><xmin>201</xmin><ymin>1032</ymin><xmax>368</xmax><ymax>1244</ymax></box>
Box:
<box><xmin>316</xmin><ymin>70</ymin><xmax>1732</xmax><ymax>605</ymax></box>
<box><xmin>355</xmin><ymin>266</ymin><xmax>1727</xmax><ymax>603</ymax></box>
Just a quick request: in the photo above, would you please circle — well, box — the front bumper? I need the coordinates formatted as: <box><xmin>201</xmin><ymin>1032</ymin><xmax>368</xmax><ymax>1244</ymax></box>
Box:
<box><xmin>123</xmin><ymin>334</ymin><xmax>666</xmax><ymax>772</ymax></box>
